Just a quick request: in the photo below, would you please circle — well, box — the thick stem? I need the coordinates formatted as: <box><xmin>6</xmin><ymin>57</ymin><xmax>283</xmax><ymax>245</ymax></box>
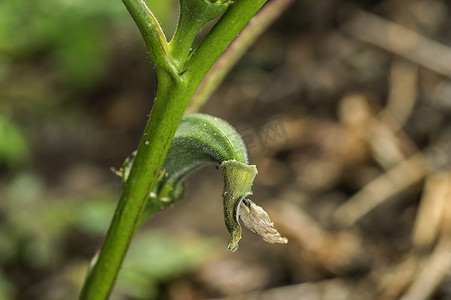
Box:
<box><xmin>79</xmin><ymin>74</ymin><xmax>187</xmax><ymax>299</ymax></box>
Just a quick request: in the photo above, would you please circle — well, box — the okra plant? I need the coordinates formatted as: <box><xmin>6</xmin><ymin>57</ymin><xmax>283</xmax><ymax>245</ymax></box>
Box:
<box><xmin>80</xmin><ymin>0</ymin><xmax>289</xmax><ymax>298</ymax></box>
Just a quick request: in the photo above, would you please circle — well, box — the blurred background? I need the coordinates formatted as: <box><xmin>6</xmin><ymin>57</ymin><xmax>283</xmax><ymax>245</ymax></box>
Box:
<box><xmin>2</xmin><ymin>0</ymin><xmax>451</xmax><ymax>299</ymax></box>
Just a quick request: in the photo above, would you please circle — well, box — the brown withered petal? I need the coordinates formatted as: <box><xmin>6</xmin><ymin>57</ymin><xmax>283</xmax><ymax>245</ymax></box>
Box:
<box><xmin>239</xmin><ymin>199</ymin><xmax>288</xmax><ymax>244</ymax></box>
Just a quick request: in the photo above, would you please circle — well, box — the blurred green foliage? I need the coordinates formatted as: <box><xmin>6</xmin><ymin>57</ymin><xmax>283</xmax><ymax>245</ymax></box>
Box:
<box><xmin>0</xmin><ymin>0</ymin><xmax>177</xmax><ymax>171</ymax></box>
<box><xmin>0</xmin><ymin>0</ymin><xmax>176</xmax><ymax>92</ymax></box>
<box><xmin>115</xmin><ymin>232</ymin><xmax>216</xmax><ymax>299</ymax></box>
<box><xmin>0</xmin><ymin>172</ymin><xmax>114</xmax><ymax>270</ymax></box>
<box><xmin>0</xmin><ymin>271</ymin><xmax>13</xmax><ymax>300</ymax></box>
<box><xmin>0</xmin><ymin>171</ymin><xmax>216</xmax><ymax>299</ymax></box>
<box><xmin>0</xmin><ymin>113</ymin><xmax>29</xmax><ymax>167</ymax></box>
<box><xmin>0</xmin><ymin>0</ymin><xmax>125</xmax><ymax>88</ymax></box>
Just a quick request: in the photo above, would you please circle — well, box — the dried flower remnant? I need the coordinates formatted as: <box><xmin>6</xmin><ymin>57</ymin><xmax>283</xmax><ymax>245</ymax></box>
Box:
<box><xmin>240</xmin><ymin>199</ymin><xmax>288</xmax><ymax>244</ymax></box>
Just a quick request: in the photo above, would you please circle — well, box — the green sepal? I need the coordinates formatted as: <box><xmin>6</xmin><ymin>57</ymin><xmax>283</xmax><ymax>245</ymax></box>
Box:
<box><xmin>154</xmin><ymin>113</ymin><xmax>248</xmax><ymax>201</ymax></box>
<box><xmin>221</xmin><ymin>160</ymin><xmax>257</xmax><ymax>251</ymax></box>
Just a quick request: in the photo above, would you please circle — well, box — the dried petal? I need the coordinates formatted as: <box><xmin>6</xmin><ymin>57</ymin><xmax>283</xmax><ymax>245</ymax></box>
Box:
<box><xmin>239</xmin><ymin>199</ymin><xmax>288</xmax><ymax>244</ymax></box>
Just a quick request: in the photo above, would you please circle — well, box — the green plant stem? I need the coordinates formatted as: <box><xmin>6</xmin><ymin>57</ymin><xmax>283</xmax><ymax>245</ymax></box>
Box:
<box><xmin>169</xmin><ymin>13</ymin><xmax>200</xmax><ymax>66</ymax></box>
<box><xmin>80</xmin><ymin>0</ymin><xmax>268</xmax><ymax>298</ymax></box>
<box><xmin>79</xmin><ymin>73</ymin><xmax>186</xmax><ymax>300</ymax></box>
<box><xmin>121</xmin><ymin>0</ymin><xmax>177</xmax><ymax>75</ymax></box>
<box><xmin>185</xmin><ymin>0</ymin><xmax>267</xmax><ymax>88</ymax></box>
<box><xmin>187</xmin><ymin>0</ymin><xmax>294</xmax><ymax>113</ymax></box>
<box><xmin>168</xmin><ymin>0</ymin><xmax>229</xmax><ymax>66</ymax></box>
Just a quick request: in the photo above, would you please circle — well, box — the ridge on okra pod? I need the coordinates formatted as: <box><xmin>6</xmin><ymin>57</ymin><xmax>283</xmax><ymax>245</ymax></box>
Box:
<box><xmin>114</xmin><ymin>113</ymin><xmax>287</xmax><ymax>251</ymax></box>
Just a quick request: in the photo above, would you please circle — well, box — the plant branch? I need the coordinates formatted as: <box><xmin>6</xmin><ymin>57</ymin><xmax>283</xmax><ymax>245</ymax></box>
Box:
<box><xmin>185</xmin><ymin>0</ymin><xmax>268</xmax><ymax>87</ymax></box>
<box><xmin>169</xmin><ymin>0</ymin><xmax>230</xmax><ymax>67</ymax></box>
<box><xmin>187</xmin><ymin>0</ymin><xmax>295</xmax><ymax>113</ymax></box>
